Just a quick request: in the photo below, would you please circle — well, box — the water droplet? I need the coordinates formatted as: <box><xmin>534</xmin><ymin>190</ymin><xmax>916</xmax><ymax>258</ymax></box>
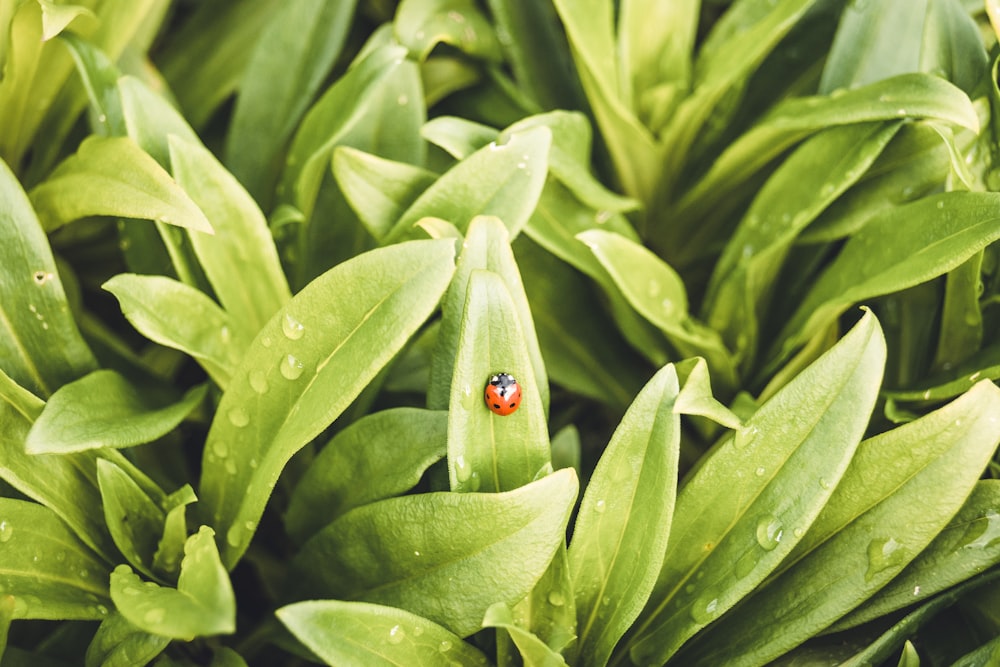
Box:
<box><xmin>970</xmin><ymin>371</ymin><xmax>982</xmax><ymax>382</ymax></box>
<box><xmin>913</xmin><ymin>585</ymin><xmax>921</xmax><ymax>596</ymax></box>
<box><xmin>454</xmin><ymin>455</ymin><xmax>472</xmax><ymax>483</ymax></box>
<box><xmin>95</xmin><ymin>604</ymin><xmax>109</xmax><ymax>615</ymax></box>
<box><xmin>936</xmin><ymin>200</ymin><xmax>945</xmax><ymax>210</ymax></box>
<box><xmin>0</xmin><ymin>521</ymin><xmax>12</xmax><ymax>543</ymax></box>
<box><xmin>866</xmin><ymin>537</ymin><xmax>907</xmax><ymax>581</ymax></box>
<box><xmin>414</xmin><ymin>550</ymin><xmax>421</xmax><ymax>557</ymax></box>
<box><xmin>594</xmin><ymin>499</ymin><xmax>606</xmax><ymax>513</ymax></box>
<box><xmin>460</xmin><ymin>384</ymin><xmax>475</xmax><ymax>410</ymax></box>
<box><xmin>689</xmin><ymin>593</ymin><xmax>720</xmax><ymax>624</ymax></box>
<box><xmin>211</xmin><ymin>441</ymin><xmax>228</xmax><ymax>458</ymax></box>
<box><xmin>755</xmin><ymin>515</ymin><xmax>784</xmax><ymax>551</ymax></box>
<box><xmin>249</xmin><ymin>458</ymin><xmax>259</xmax><ymax>469</ymax></box>
<box><xmin>260</xmin><ymin>335</ymin><xmax>272</xmax><ymax>348</ymax></box>
<box><xmin>388</xmin><ymin>624</ymin><xmax>406</xmax><ymax>644</ymax></box>
<box><xmin>922</xmin><ymin>389</ymin><xmax>932</xmax><ymax>400</ymax></box>
<box><xmin>647</xmin><ymin>279</ymin><xmax>661</xmax><ymax>298</ymax></box>
<box><xmin>735</xmin><ymin>551</ymin><xmax>757</xmax><ymax>578</ymax></box>
<box><xmin>547</xmin><ymin>591</ymin><xmax>565</xmax><ymax>607</ymax></box>
<box><xmin>226</xmin><ymin>524</ymin><xmax>243</xmax><ymax>548</ymax></box>
<box><xmin>439</xmin><ymin>640</ymin><xmax>453</xmax><ymax>652</ymax></box>
<box><xmin>224</xmin><ymin>458</ymin><xmax>238</xmax><ymax>475</ymax></box>
<box><xmin>280</xmin><ymin>354</ymin><xmax>305</xmax><ymax>380</ymax></box>
<box><xmin>754</xmin><ymin>466</ymin><xmax>766</xmax><ymax>477</ymax></box>
<box><xmin>821</xmin><ymin>183</ymin><xmax>835</xmax><ymax>196</ymax></box>
<box><xmin>468</xmin><ymin>471</ymin><xmax>481</xmax><ymax>491</ymax></box>
<box><xmin>143</xmin><ymin>608</ymin><xmax>165</xmax><ymax>624</ymax></box>
<box><xmin>282</xmin><ymin>314</ymin><xmax>305</xmax><ymax>340</ymax></box>
<box><xmin>244</xmin><ymin>520</ymin><xmax>256</xmax><ymax>532</ymax></box>
<box><xmin>219</xmin><ymin>326</ymin><xmax>232</xmax><ymax>345</ymax></box>
<box><xmin>413</xmin><ymin>625</ymin><xmax>424</xmax><ymax>637</ymax></box>
<box><xmin>896</xmin><ymin>108</ymin><xmax>907</xmax><ymax>116</ymax></box>
<box><xmin>734</xmin><ymin>425</ymin><xmax>759</xmax><ymax>450</ymax></box>
<box><xmin>595</xmin><ymin>210</ymin><xmax>611</xmax><ymax>224</ymax></box>
<box><xmin>227</xmin><ymin>406</ymin><xmax>250</xmax><ymax>428</ymax></box>
<box><xmin>55</xmin><ymin>551</ymin><xmax>66</xmax><ymax>562</ymax></box>
<box><xmin>819</xmin><ymin>477</ymin><xmax>831</xmax><ymax>490</ymax></box>
<box><xmin>793</xmin><ymin>527</ymin><xmax>804</xmax><ymax>538</ymax></box>
<box><xmin>249</xmin><ymin>370</ymin><xmax>269</xmax><ymax>394</ymax></box>
<box><xmin>397</xmin><ymin>94</ymin><xmax>409</xmax><ymax>105</ymax></box>
<box><xmin>959</xmin><ymin>510</ymin><xmax>1000</xmax><ymax>550</ymax></box>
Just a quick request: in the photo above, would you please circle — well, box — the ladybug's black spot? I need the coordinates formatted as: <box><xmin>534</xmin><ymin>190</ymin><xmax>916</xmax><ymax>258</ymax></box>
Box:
<box><xmin>492</xmin><ymin>403</ymin><xmax>501</xmax><ymax>409</ymax></box>
<box><xmin>509</xmin><ymin>403</ymin><xmax>516</xmax><ymax>408</ymax></box>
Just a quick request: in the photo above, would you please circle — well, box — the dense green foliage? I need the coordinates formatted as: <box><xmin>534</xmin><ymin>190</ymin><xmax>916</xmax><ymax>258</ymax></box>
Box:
<box><xmin>3</xmin><ymin>0</ymin><xmax>1000</xmax><ymax>665</ymax></box>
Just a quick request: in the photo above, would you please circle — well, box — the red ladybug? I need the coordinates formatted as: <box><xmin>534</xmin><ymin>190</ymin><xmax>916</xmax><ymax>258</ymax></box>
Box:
<box><xmin>484</xmin><ymin>373</ymin><xmax>521</xmax><ymax>416</ymax></box>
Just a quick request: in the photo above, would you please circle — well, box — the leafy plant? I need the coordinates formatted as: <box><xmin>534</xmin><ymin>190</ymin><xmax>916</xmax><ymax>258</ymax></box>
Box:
<box><xmin>3</xmin><ymin>0</ymin><xmax>1000</xmax><ymax>665</ymax></box>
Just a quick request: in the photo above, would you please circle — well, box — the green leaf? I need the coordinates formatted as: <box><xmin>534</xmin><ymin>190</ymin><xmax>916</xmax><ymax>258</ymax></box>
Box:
<box><xmin>704</xmin><ymin>121</ymin><xmax>902</xmax><ymax>363</ymax></box>
<box><xmin>952</xmin><ymin>635</ymin><xmax>1000</xmax><ymax>667</ymax></box>
<box><xmin>385</xmin><ymin>125</ymin><xmax>551</xmax><ymax>242</ymax></box>
<box><xmin>225</xmin><ymin>0</ymin><xmax>358</xmax><ymax>203</ymax></box>
<box><xmin>673</xmin><ymin>73</ymin><xmax>979</xmax><ymax>235</ymax></box>
<box><xmin>153</xmin><ymin>486</ymin><xmax>198</xmax><ymax>579</ymax></box>
<box><xmin>168</xmin><ymin>134</ymin><xmax>291</xmax><ymax>337</ymax></box>
<box><xmin>289</xmin><ymin>468</ymin><xmax>578</xmax><ymax>637</ymax></box>
<box><xmin>628</xmin><ymin>311</ymin><xmax>886</xmax><ymax>666</ymax></box>
<box><xmin>284</xmin><ymin>408</ymin><xmax>448</xmax><ymax>544</ymax></box>
<box><xmin>333</xmin><ymin>147</ymin><xmax>438</xmax><ymax>241</ymax></box>
<box><xmin>830</xmin><ymin>480</ymin><xmax>1000</xmax><ymax>632</ymax></box>
<box><xmin>58</xmin><ymin>32</ymin><xmax>127</xmax><ymax>136</ymax></box>
<box><xmin>0</xmin><ymin>497</ymin><xmax>111</xmax><ymax>620</ymax></box>
<box><xmin>430</xmin><ymin>215</ymin><xmax>548</xmax><ymax>413</ymax></box>
<box><xmin>28</xmin><ymin>136</ymin><xmax>213</xmax><ymax>234</ymax></box>
<box><xmin>483</xmin><ymin>602</ymin><xmax>570</xmax><ymax>667</ymax></box>
<box><xmin>24</xmin><ymin>369</ymin><xmax>206</xmax><ymax>454</ymax></box>
<box><xmin>97</xmin><ymin>459</ymin><xmax>166</xmax><ymax>581</ymax></box>
<box><xmin>578</xmin><ymin>229</ymin><xmax>738</xmax><ymax>391</ymax></box>
<box><xmin>199</xmin><ymin>239</ymin><xmax>455</xmax><ymax>568</ymax></box>
<box><xmin>0</xmin><ymin>403</ymin><xmax>115</xmax><ymax>558</ymax></box>
<box><xmin>110</xmin><ymin>527</ymin><xmax>235</xmax><ymax>640</ymax></box>
<box><xmin>618</xmin><ymin>0</ymin><xmax>697</xmax><ymax>107</ymax></box>
<box><xmin>278</xmin><ymin>600</ymin><xmax>490</xmax><ymax>667</ymax></box>
<box><xmin>0</xmin><ymin>156</ymin><xmax>96</xmax><ymax>397</ymax></box>
<box><xmin>772</xmin><ymin>192</ymin><xmax>1000</xmax><ymax>369</ymax></box>
<box><xmin>0</xmin><ymin>366</ymin><xmax>44</xmax><ymax>422</ymax></box>
<box><xmin>393</xmin><ymin>0</ymin><xmax>502</xmax><ymax>62</ymax></box>
<box><xmin>673</xmin><ymin>357</ymin><xmax>743</xmax><ymax>431</ymax></box>
<box><xmin>103</xmin><ymin>274</ymin><xmax>248</xmax><ymax>389</ymax></box>
<box><xmin>445</xmin><ymin>269</ymin><xmax>550</xmax><ymax>492</ymax></box>
<box><xmin>680</xmin><ymin>380</ymin><xmax>1000</xmax><ymax>667</ymax></box>
<box><xmin>568</xmin><ymin>363</ymin><xmax>680</xmax><ymax>667</ymax></box>
<box><xmin>85</xmin><ymin>611</ymin><xmax>170</xmax><ymax>667</ymax></box>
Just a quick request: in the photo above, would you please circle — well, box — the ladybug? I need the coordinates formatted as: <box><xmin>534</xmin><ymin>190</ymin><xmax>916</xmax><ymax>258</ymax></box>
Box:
<box><xmin>484</xmin><ymin>373</ymin><xmax>522</xmax><ymax>416</ymax></box>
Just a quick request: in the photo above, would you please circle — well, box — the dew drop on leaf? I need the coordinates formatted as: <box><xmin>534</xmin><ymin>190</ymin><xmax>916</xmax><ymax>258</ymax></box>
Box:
<box><xmin>282</xmin><ymin>314</ymin><xmax>305</xmax><ymax>340</ymax></box>
<box><xmin>959</xmin><ymin>510</ymin><xmax>1000</xmax><ymax>550</ymax></box>
<box><xmin>468</xmin><ymin>471</ymin><xmax>481</xmax><ymax>491</ymax></box>
<box><xmin>0</xmin><ymin>520</ymin><xmax>12</xmax><ymax>542</ymax></box>
<box><xmin>755</xmin><ymin>515</ymin><xmax>784</xmax><ymax>551</ymax></box>
<box><xmin>689</xmin><ymin>592</ymin><xmax>720</xmax><ymax>624</ymax></box>
<box><xmin>865</xmin><ymin>537</ymin><xmax>907</xmax><ymax>581</ymax></box>
<box><xmin>143</xmin><ymin>608</ymin><xmax>166</xmax><ymax>624</ymax></box>
<box><xmin>547</xmin><ymin>591</ymin><xmax>565</xmax><ymax>607</ymax></box>
<box><xmin>280</xmin><ymin>354</ymin><xmax>305</xmax><ymax>380</ymax></box>
<box><xmin>454</xmin><ymin>455</ymin><xmax>471</xmax><ymax>483</ymax></box>
<box><xmin>211</xmin><ymin>441</ymin><xmax>228</xmax><ymax>459</ymax></box>
<box><xmin>261</xmin><ymin>335</ymin><xmax>272</xmax><ymax>348</ymax></box>
<box><xmin>439</xmin><ymin>640</ymin><xmax>453</xmax><ymax>653</ymax></box>
<box><xmin>388</xmin><ymin>624</ymin><xmax>406</xmax><ymax>644</ymax></box>
<box><xmin>249</xmin><ymin>370</ymin><xmax>269</xmax><ymax>394</ymax></box>
<box><xmin>734</xmin><ymin>550</ymin><xmax>757</xmax><ymax>578</ymax></box>
<box><xmin>227</xmin><ymin>407</ymin><xmax>250</xmax><ymax>428</ymax></box>
<box><xmin>594</xmin><ymin>499</ymin><xmax>606</xmax><ymax>514</ymax></box>
<box><xmin>733</xmin><ymin>425</ymin><xmax>758</xmax><ymax>450</ymax></box>
<box><xmin>226</xmin><ymin>524</ymin><xmax>243</xmax><ymax>548</ymax></box>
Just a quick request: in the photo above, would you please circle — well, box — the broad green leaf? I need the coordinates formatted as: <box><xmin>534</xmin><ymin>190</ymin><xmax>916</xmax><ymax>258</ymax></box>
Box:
<box><xmin>168</xmin><ymin>135</ymin><xmax>291</xmax><ymax>337</ymax></box>
<box><xmin>153</xmin><ymin>485</ymin><xmax>198</xmax><ymax>579</ymax></box>
<box><xmin>0</xmin><ymin>156</ymin><xmax>96</xmax><ymax>397</ymax></box>
<box><xmin>385</xmin><ymin>125</ymin><xmax>552</xmax><ymax>242</ymax></box>
<box><xmin>393</xmin><ymin>0</ymin><xmax>502</xmax><ymax>62</ymax></box>
<box><xmin>673</xmin><ymin>357</ymin><xmax>742</xmax><ymax>430</ymax></box>
<box><xmin>430</xmin><ymin>215</ymin><xmax>548</xmax><ymax>413</ymax></box>
<box><xmin>284</xmin><ymin>408</ymin><xmax>448</xmax><ymax>544</ymax></box>
<box><xmin>482</xmin><ymin>0</ymin><xmax>583</xmax><ymax>111</ymax></box>
<box><xmin>85</xmin><ymin>611</ymin><xmax>170</xmax><ymax>667</ymax></box>
<box><xmin>618</xmin><ymin>0</ymin><xmax>697</xmax><ymax>106</ymax></box>
<box><xmin>28</xmin><ymin>136</ymin><xmax>213</xmax><ymax>234</ymax></box>
<box><xmin>628</xmin><ymin>311</ymin><xmax>886</xmax><ymax>666</ymax></box>
<box><xmin>772</xmin><ymin>192</ymin><xmax>1000</xmax><ymax>368</ymax></box>
<box><xmin>0</xmin><ymin>497</ymin><xmax>111</xmax><ymax>620</ymax></box>
<box><xmin>278</xmin><ymin>600</ymin><xmax>490</xmax><ymax>667</ymax></box>
<box><xmin>515</xmin><ymin>237</ymin><xmax>647</xmax><ymax>411</ymax></box>
<box><xmin>952</xmin><ymin>635</ymin><xmax>1000</xmax><ymax>667</ymax></box>
<box><xmin>568</xmin><ymin>363</ymin><xmax>680</xmax><ymax>667</ymax></box>
<box><xmin>0</xmin><ymin>367</ymin><xmax>44</xmax><ymax>422</ymax></box>
<box><xmin>421</xmin><ymin>116</ymin><xmax>499</xmax><ymax>159</ymax></box>
<box><xmin>199</xmin><ymin>240</ymin><xmax>455</xmax><ymax>568</ymax></box>
<box><xmin>119</xmin><ymin>76</ymin><xmax>201</xmax><ymax>169</ymax></box>
<box><xmin>673</xmin><ymin>73</ymin><xmax>979</xmax><ymax>237</ymax></box>
<box><xmin>103</xmin><ymin>273</ymin><xmax>248</xmax><ymax>389</ymax></box>
<box><xmin>58</xmin><ymin>32</ymin><xmax>127</xmax><ymax>136</ymax></box>
<box><xmin>97</xmin><ymin>459</ymin><xmax>165</xmax><ymax>581</ymax></box>
<box><xmin>445</xmin><ymin>270</ymin><xmax>549</xmax><ymax>492</ymax></box>
<box><xmin>578</xmin><ymin>229</ymin><xmax>738</xmax><ymax>391</ymax></box>
<box><xmin>24</xmin><ymin>369</ymin><xmax>206</xmax><ymax>454</ymax></box>
<box><xmin>482</xmin><ymin>602</ymin><xmax>570</xmax><ymax>667</ymax></box>
<box><xmin>883</xmin><ymin>343</ymin><xmax>1000</xmax><ymax>402</ymax></box>
<box><xmin>157</xmin><ymin>0</ymin><xmax>283</xmax><ymax>129</ymax></box>
<box><xmin>333</xmin><ymin>147</ymin><xmax>437</xmax><ymax>241</ymax></box>
<box><xmin>110</xmin><ymin>527</ymin><xmax>235</xmax><ymax>640</ymax></box>
<box><xmin>798</xmin><ymin>121</ymin><xmax>950</xmax><ymax>244</ymax></box>
<box><xmin>550</xmin><ymin>0</ymin><xmax>661</xmax><ymax>204</ymax></box>
<box><xmin>934</xmin><ymin>252</ymin><xmax>984</xmax><ymax>372</ymax></box>
<box><xmin>820</xmin><ymin>0</ymin><xmax>987</xmax><ymax>96</ymax></box>
<box><xmin>225</xmin><ymin>0</ymin><xmax>358</xmax><ymax>203</ymax></box>
<box><xmin>680</xmin><ymin>380</ymin><xmax>1000</xmax><ymax>667</ymax></box>
<box><xmin>0</xmin><ymin>403</ymin><xmax>115</xmax><ymax>558</ymax></box>
<box><xmin>288</xmin><ymin>468</ymin><xmax>578</xmax><ymax>637</ymax></box>
<box><xmin>519</xmin><ymin>545</ymin><xmax>576</xmax><ymax>656</ymax></box>
<box><xmin>704</xmin><ymin>121</ymin><xmax>901</xmax><ymax>363</ymax></box>
<box><xmin>831</xmin><ymin>480</ymin><xmax>1000</xmax><ymax>632</ymax></box>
